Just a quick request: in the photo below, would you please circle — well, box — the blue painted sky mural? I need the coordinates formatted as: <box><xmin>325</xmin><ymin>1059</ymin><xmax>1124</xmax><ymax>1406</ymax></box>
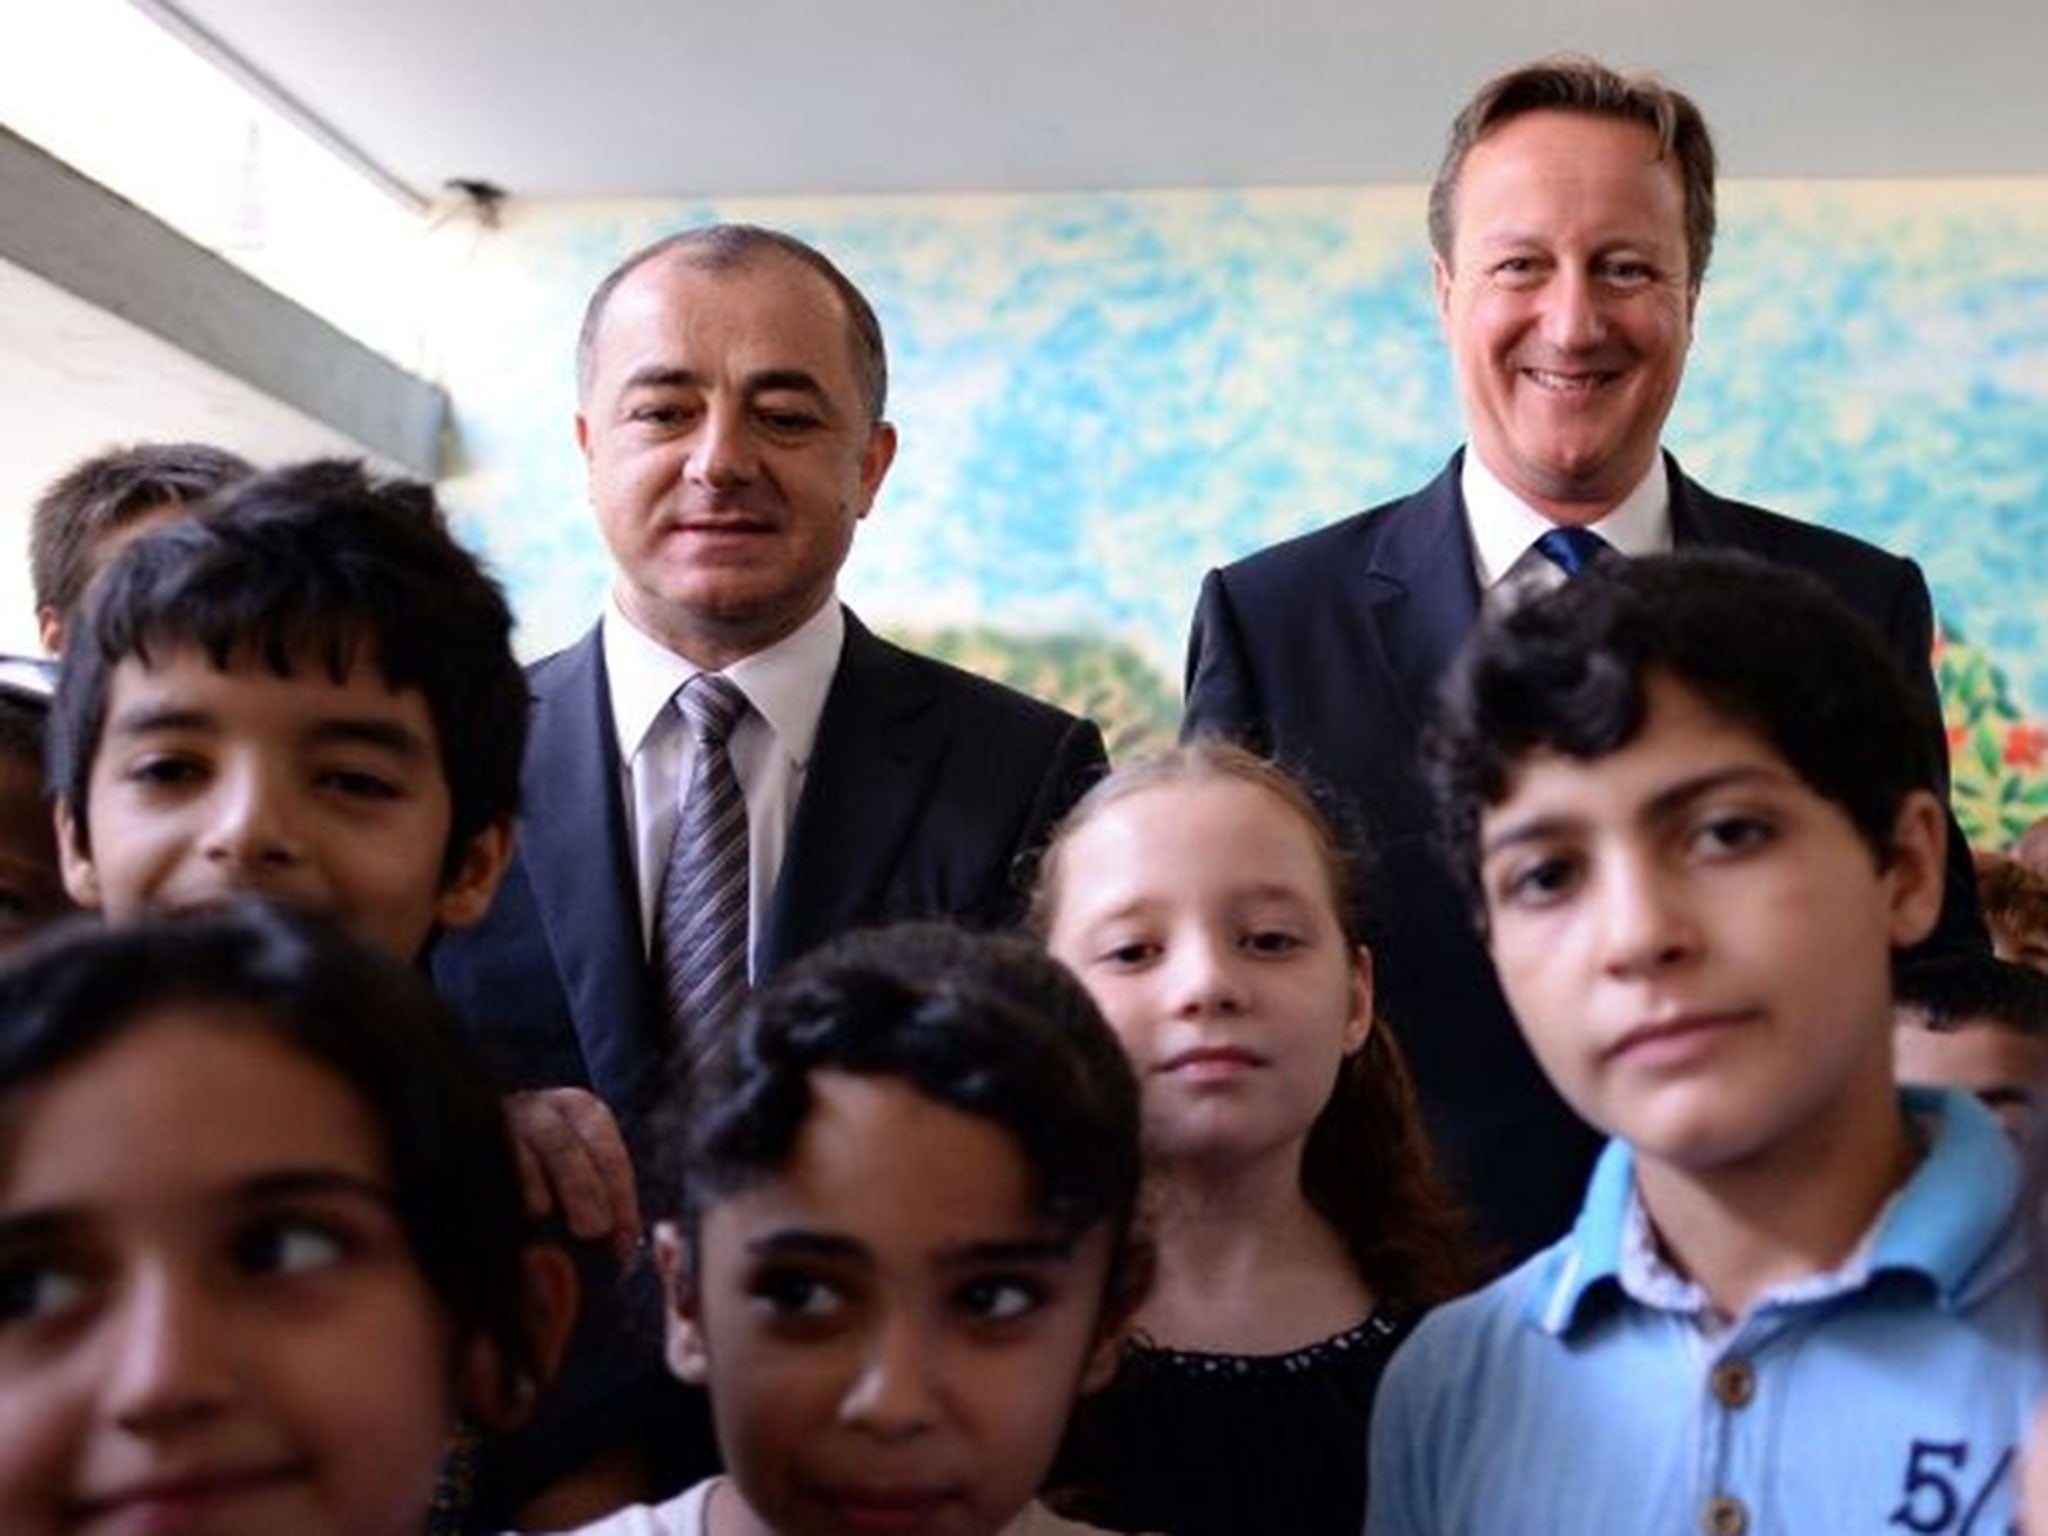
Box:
<box><xmin>433</xmin><ymin>179</ymin><xmax>2048</xmax><ymax>837</ymax></box>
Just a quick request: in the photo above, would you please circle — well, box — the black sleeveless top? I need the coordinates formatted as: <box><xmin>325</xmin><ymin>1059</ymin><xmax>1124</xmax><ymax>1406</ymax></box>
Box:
<box><xmin>1050</xmin><ymin>1310</ymin><xmax>1416</xmax><ymax>1536</ymax></box>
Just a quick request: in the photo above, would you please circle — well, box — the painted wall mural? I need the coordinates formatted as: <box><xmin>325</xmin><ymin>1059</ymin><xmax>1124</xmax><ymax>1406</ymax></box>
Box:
<box><xmin>433</xmin><ymin>180</ymin><xmax>2048</xmax><ymax>846</ymax></box>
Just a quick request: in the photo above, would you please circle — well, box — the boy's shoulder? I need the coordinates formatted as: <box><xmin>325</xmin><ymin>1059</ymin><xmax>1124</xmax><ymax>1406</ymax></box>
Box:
<box><xmin>1368</xmin><ymin>1095</ymin><xmax>2048</xmax><ymax>1536</ymax></box>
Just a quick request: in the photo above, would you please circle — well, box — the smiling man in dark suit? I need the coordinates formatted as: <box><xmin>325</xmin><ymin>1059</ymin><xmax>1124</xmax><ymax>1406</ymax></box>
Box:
<box><xmin>431</xmin><ymin>224</ymin><xmax>1105</xmax><ymax>1519</ymax></box>
<box><xmin>438</xmin><ymin>224</ymin><xmax>1104</xmax><ymax>1115</ymax></box>
<box><xmin>1183</xmin><ymin>56</ymin><xmax>1984</xmax><ymax>1261</ymax></box>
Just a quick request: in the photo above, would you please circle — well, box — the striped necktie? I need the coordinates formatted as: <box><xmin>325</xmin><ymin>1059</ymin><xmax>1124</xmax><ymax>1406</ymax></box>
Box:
<box><xmin>653</xmin><ymin>672</ymin><xmax>752</xmax><ymax>1063</ymax></box>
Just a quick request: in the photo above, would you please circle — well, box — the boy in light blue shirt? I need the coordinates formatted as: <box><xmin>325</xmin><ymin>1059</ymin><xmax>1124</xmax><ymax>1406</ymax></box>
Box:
<box><xmin>1370</xmin><ymin>551</ymin><xmax>2047</xmax><ymax>1536</ymax></box>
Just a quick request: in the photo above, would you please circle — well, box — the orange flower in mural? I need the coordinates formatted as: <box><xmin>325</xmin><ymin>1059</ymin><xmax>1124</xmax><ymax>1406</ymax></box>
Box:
<box><xmin>2006</xmin><ymin>724</ymin><xmax>2048</xmax><ymax>771</ymax></box>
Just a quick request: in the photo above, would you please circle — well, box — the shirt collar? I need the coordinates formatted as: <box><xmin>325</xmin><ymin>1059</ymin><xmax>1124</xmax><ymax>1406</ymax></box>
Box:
<box><xmin>1462</xmin><ymin>449</ymin><xmax>1674</xmax><ymax>589</ymax></box>
<box><xmin>602</xmin><ymin>596</ymin><xmax>845</xmax><ymax>769</ymax></box>
<box><xmin>1530</xmin><ymin>1088</ymin><xmax>2022</xmax><ymax>1337</ymax></box>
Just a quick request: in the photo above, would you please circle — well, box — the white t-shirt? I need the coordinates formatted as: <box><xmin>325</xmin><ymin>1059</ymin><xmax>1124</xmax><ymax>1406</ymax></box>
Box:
<box><xmin>536</xmin><ymin>1478</ymin><xmax>1129</xmax><ymax>1536</ymax></box>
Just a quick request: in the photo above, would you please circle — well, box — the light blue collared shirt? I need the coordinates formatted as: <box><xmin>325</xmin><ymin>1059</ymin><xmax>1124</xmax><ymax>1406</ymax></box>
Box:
<box><xmin>1367</xmin><ymin>1090</ymin><xmax>2048</xmax><ymax>1536</ymax></box>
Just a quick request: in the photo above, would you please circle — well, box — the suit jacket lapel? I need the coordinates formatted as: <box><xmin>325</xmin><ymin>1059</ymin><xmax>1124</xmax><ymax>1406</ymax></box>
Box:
<box><xmin>1665</xmin><ymin>453</ymin><xmax>1743</xmax><ymax>550</ymax></box>
<box><xmin>761</xmin><ymin>612</ymin><xmax>944</xmax><ymax>976</ymax></box>
<box><xmin>519</xmin><ymin>629</ymin><xmax>663</xmax><ymax>1106</ymax></box>
<box><xmin>1366</xmin><ymin>454</ymin><xmax>1485</xmax><ymax>732</ymax></box>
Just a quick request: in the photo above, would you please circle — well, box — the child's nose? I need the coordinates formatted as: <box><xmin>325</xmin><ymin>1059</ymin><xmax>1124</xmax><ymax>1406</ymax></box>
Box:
<box><xmin>1170</xmin><ymin>934</ymin><xmax>1247</xmax><ymax>1017</ymax></box>
<box><xmin>202</xmin><ymin>768</ymin><xmax>301</xmax><ymax>871</ymax></box>
<box><xmin>105</xmin><ymin>1265</ymin><xmax>237</xmax><ymax>1434</ymax></box>
<box><xmin>1598</xmin><ymin>854</ymin><xmax>1699</xmax><ymax>977</ymax></box>
<box><xmin>838</xmin><ymin>1315</ymin><xmax>940</xmax><ymax>1441</ymax></box>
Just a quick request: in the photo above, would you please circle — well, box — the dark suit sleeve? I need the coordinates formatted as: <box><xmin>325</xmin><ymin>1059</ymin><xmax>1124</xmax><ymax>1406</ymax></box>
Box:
<box><xmin>1182</xmin><ymin>568</ymin><xmax>1270</xmax><ymax>751</ymax></box>
<box><xmin>1882</xmin><ymin>560</ymin><xmax>1992</xmax><ymax>957</ymax></box>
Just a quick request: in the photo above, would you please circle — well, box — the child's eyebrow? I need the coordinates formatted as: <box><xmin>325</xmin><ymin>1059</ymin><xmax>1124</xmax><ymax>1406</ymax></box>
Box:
<box><xmin>1636</xmin><ymin>764</ymin><xmax>1785</xmax><ymax>823</ymax></box>
<box><xmin>1482</xmin><ymin>764</ymin><xmax>1783</xmax><ymax>856</ymax></box>
<box><xmin>304</xmin><ymin>718</ymin><xmax>434</xmax><ymax>760</ymax></box>
<box><xmin>0</xmin><ymin>1171</ymin><xmax>400</xmax><ymax>1248</ymax></box>
<box><xmin>104</xmin><ymin>703</ymin><xmax>216</xmax><ymax>738</ymax></box>
<box><xmin>740</xmin><ymin>1232</ymin><xmax>1077</xmax><ymax>1268</ymax></box>
<box><xmin>746</xmin><ymin>1229</ymin><xmax>870</xmax><ymax>1265</ymax></box>
<box><xmin>232</xmin><ymin>1168</ymin><xmax>402</xmax><ymax>1211</ymax></box>
<box><xmin>937</xmin><ymin>1236</ymin><xmax>1080</xmax><ymax>1268</ymax></box>
<box><xmin>101</xmin><ymin>708</ymin><xmax>428</xmax><ymax>761</ymax></box>
<box><xmin>0</xmin><ymin>1206</ymin><xmax>84</xmax><ymax>1251</ymax></box>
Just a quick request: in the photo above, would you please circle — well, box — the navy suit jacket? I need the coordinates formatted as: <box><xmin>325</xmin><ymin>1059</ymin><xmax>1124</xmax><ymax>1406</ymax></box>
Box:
<box><xmin>1183</xmin><ymin>452</ymin><xmax>1986</xmax><ymax>1258</ymax></box>
<box><xmin>432</xmin><ymin>609</ymin><xmax>1108</xmax><ymax>1116</ymax></box>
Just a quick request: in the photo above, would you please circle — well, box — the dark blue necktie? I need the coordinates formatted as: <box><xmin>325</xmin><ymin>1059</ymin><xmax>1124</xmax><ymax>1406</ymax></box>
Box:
<box><xmin>1534</xmin><ymin>526</ymin><xmax>1613</xmax><ymax>577</ymax></box>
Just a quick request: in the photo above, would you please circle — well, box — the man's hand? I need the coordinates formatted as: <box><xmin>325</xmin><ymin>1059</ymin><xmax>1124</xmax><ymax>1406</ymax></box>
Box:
<box><xmin>506</xmin><ymin>1088</ymin><xmax>642</xmax><ymax>1263</ymax></box>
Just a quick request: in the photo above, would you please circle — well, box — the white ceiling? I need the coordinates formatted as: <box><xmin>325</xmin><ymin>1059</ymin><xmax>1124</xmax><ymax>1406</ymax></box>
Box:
<box><xmin>152</xmin><ymin>0</ymin><xmax>2048</xmax><ymax>202</ymax></box>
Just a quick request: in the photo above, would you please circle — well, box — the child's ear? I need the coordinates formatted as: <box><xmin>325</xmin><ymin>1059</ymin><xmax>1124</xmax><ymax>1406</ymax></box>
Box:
<box><xmin>458</xmin><ymin>1242</ymin><xmax>580</xmax><ymax>1431</ymax></box>
<box><xmin>1884</xmin><ymin>789</ymin><xmax>1948</xmax><ymax>950</ymax></box>
<box><xmin>1342</xmin><ymin>944</ymin><xmax>1376</xmax><ymax>1056</ymax></box>
<box><xmin>1079</xmin><ymin>1328</ymin><xmax>1124</xmax><ymax>1395</ymax></box>
<box><xmin>434</xmin><ymin>819</ymin><xmax>515</xmax><ymax>931</ymax></box>
<box><xmin>653</xmin><ymin>1221</ymin><xmax>711</xmax><ymax>1385</ymax></box>
<box><xmin>54</xmin><ymin>801</ymin><xmax>103</xmax><ymax>910</ymax></box>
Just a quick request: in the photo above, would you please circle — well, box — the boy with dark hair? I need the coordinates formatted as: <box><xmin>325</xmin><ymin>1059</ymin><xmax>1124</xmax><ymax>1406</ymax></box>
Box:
<box><xmin>28</xmin><ymin>440</ymin><xmax>253</xmax><ymax>653</ymax></box>
<box><xmin>1369</xmin><ymin>551</ymin><xmax>2046</xmax><ymax>1534</ymax></box>
<box><xmin>49</xmin><ymin>458</ymin><xmax>634</xmax><ymax>1240</ymax></box>
<box><xmin>49</xmin><ymin>457</ymin><xmax>525</xmax><ymax>949</ymax></box>
<box><xmin>1896</xmin><ymin>954</ymin><xmax>2048</xmax><ymax>1136</ymax></box>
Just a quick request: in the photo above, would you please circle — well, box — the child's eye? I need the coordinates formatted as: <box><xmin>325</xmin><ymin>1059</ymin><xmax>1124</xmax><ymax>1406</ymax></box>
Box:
<box><xmin>235</xmin><ymin>1218</ymin><xmax>348</xmax><ymax>1278</ymax></box>
<box><xmin>955</xmin><ymin>1275</ymin><xmax>1045</xmax><ymax>1324</ymax></box>
<box><xmin>0</xmin><ymin>1261</ymin><xmax>90</xmax><ymax>1326</ymax></box>
<box><xmin>1241</xmin><ymin>928</ymin><xmax>1304</xmax><ymax>956</ymax></box>
<box><xmin>1495</xmin><ymin>853</ymin><xmax>1581</xmax><ymax>908</ymax></box>
<box><xmin>1690</xmin><ymin>814</ymin><xmax>1773</xmax><ymax>859</ymax></box>
<box><xmin>1095</xmin><ymin>938</ymin><xmax>1160</xmax><ymax>968</ymax></box>
<box><xmin>125</xmin><ymin>754</ymin><xmax>205</xmax><ymax>789</ymax></box>
<box><xmin>750</xmin><ymin>1268</ymin><xmax>847</xmax><ymax>1321</ymax></box>
<box><xmin>318</xmin><ymin>767</ymin><xmax>403</xmax><ymax>801</ymax></box>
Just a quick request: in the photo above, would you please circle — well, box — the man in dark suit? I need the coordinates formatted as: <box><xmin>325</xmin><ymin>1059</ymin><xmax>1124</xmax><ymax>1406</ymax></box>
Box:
<box><xmin>437</xmin><ymin>223</ymin><xmax>1103</xmax><ymax>1112</ymax></box>
<box><xmin>1183</xmin><ymin>57</ymin><xmax>1984</xmax><ymax>1260</ymax></box>
<box><xmin>431</xmin><ymin>224</ymin><xmax>1104</xmax><ymax>1518</ymax></box>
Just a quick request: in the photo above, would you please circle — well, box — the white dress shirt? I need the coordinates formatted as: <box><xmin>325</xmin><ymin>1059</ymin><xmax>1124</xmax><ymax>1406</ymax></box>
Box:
<box><xmin>603</xmin><ymin>596</ymin><xmax>844</xmax><ymax>975</ymax></box>
<box><xmin>1461</xmin><ymin>450</ymin><xmax>1674</xmax><ymax>602</ymax></box>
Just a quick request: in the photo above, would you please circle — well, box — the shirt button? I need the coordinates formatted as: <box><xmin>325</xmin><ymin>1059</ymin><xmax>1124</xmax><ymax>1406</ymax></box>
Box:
<box><xmin>1710</xmin><ymin>1357</ymin><xmax>1756</xmax><ymax>1409</ymax></box>
<box><xmin>1701</xmin><ymin>1495</ymin><xmax>1748</xmax><ymax>1536</ymax></box>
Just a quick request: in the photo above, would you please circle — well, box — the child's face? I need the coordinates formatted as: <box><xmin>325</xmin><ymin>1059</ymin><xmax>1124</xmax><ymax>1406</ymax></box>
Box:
<box><xmin>59</xmin><ymin>646</ymin><xmax>508</xmax><ymax>959</ymax></box>
<box><xmin>1477</xmin><ymin>672</ymin><xmax>1945</xmax><ymax>1176</ymax></box>
<box><xmin>660</xmin><ymin>1071</ymin><xmax>1119</xmax><ymax>1536</ymax></box>
<box><xmin>0</xmin><ymin>757</ymin><xmax>74</xmax><ymax>952</ymax></box>
<box><xmin>1893</xmin><ymin>1014</ymin><xmax>2048</xmax><ymax>1137</ymax></box>
<box><xmin>0</xmin><ymin>1010</ymin><xmax>458</xmax><ymax>1536</ymax></box>
<box><xmin>1044</xmin><ymin>778</ymin><xmax>1370</xmax><ymax>1172</ymax></box>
